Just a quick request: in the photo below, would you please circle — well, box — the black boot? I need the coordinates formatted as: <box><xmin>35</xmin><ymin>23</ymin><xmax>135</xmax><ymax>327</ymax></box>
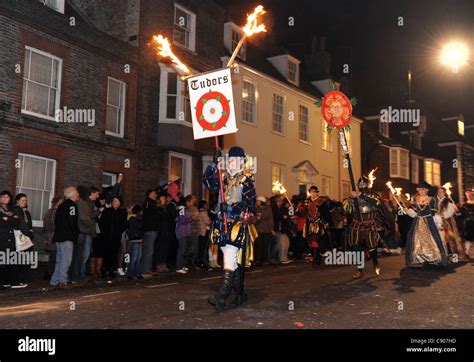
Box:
<box><xmin>230</xmin><ymin>266</ymin><xmax>248</xmax><ymax>307</ymax></box>
<box><xmin>208</xmin><ymin>270</ymin><xmax>234</xmax><ymax>311</ymax></box>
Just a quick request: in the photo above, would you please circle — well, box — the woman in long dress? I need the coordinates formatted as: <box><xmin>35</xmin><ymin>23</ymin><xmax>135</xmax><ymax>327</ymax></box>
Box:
<box><xmin>404</xmin><ymin>182</ymin><xmax>448</xmax><ymax>268</ymax></box>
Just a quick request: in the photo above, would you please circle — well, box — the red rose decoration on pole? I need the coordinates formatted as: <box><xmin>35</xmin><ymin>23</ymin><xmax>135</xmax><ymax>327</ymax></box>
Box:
<box><xmin>321</xmin><ymin>90</ymin><xmax>352</xmax><ymax>129</ymax></box>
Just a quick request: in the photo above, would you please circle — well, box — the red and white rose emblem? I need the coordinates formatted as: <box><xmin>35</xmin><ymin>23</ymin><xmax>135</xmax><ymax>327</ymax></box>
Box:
<box><xmin>195</xmin><ymin>91</ymin><xmax>230</xmax><ymax>131</ymax></box>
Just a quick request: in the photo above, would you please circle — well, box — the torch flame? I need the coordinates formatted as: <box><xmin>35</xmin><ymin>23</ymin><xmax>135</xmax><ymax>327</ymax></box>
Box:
<box><xmin>368</xmin><ymin>167</ymin><xmax>377</xmax><ymax>188</ymax></box>
<box><xmin>386</xmin><ymin>181</ymin><xmax>396</xmax><ymax>194</ymax></box>
<box><xmin>242</xmin><ymin>5</ymin><xmax>267</xmax><ymax>36</ymax></box>
<box><xmin>405</xmin><ymin>193</ymin><xmax>411</xmax><ymax>200</ymax></box>
<box><xmin>272</xmin><ymin>181</ymin><xmax>286</xmax><ymax>195</ymax></box>
<box><xmin>442</xmin><ymin>182</ymin><xmax>453</xmax><ymax>197</ymax></box>
<box><xmin>395</xmin><ymin>187</ymin><xmax>402</xmax><ymax>196</ymax></box>
<box><xmin>152</xmin><ymin>35</ymin><xmax>191</xmax><ymax>74</ymax></box>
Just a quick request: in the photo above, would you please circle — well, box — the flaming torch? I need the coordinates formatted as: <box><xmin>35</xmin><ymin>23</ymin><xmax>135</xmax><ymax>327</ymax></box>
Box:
<box><xmin>226</xmin><ymin>5</ymin><xmax>267</xmax><ymax>67</ymax></box>
<box><xmin>368</xmin><ymin>167</ymin><xmax>377</xmax><ymax>189</ymax></box>
<box><xmin>386</xmin><ymin>181</ymin><xmax>406</xmax><ymax>212</ymax></box>
<box><xmin>152</xmin><ymin>35</ymin><xmax>192</xmax><ymax>75</ymax></box>
<box><xmin>442</xmin><ymin>181</ymin><xmax>459</xmax><ymax>212</ymax></box>
<box><xmin>272</xmin><ymin>181</ymin><xmax>293</xmax><ymax>207</ymax></box>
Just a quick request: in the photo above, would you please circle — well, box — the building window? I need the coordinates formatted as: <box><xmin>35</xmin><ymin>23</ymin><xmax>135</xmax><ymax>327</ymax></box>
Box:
<box><xmin>288</xmin><ymin>60</ymin><xmax>298</xmax><ymax>85</ymax></box>
<box><xmin>169</xmin><ymin>152</ymin><xmax>192</xmax><ymax>196</ymax></box>
<box><xmin>272</xmin><ymin>93</ymin><xmax>284</xmax><ymax>134</ymax></box>
<box><xmin>411</xmin><ymin>155</ymin><xmax>419</xmax><ymax>184</ymax></box>
<box><xmin>389</xmin><ymin>147</ymin><xmax>409</xmax><ymax>179</ymax></box>
<box><xmin>298</xmin><ymin>105</ymin><xmax>309</xmax><ymax>142</ymax></box>
<box><xmin>458</xmin><ymin>120</ymin><xmax>465</xmax><ymax>136</ymax></box>
<box><xmin>321</xmin><ymin>118</ymin><xmax>332</xmax><ymax>151</ymax></box>
<box><xmin>321</xmin><ymin>175</ymin><xmax>332</xmax><ymax>197</ymax></box>
<box><xmin>231</xmin><ymin>28</ymin><xmax>246</xmax><ymax>59</ymax></box>
<box><xmin>159</xmin><ymin>66</ymin><xmax>191</xmax><ymax>125</ymax></box>
<box><xmin>379</xmin><ymin>121</ymin><xmax>389</xmax><ymax>138</ymax></box>
<box><xmin>242</xmin><ymin>80</ymin><xmax>256</xmax><ymax>125</ymax></box>
<box><xmin>16</xmin><ymin>153</ymin><xmax>56</xmax><ymax>227</ymax></box>
<box><xmin>22</xmin><ymin>46</ymin><xmax>62</xmax><ymax>120</ymax></box>
<box><xmin>271</xmin><ymin>163</ymin><xmax>285</xmax><ymax>189</ymax></box>
<box><xmin>425</xmin><ymin>160</ymin><xmax>441</xmax><ymax>186</ymax></box>
<box><xmin>342</xmin><ymin>181</ymin><xmax>351</xmax><ymax>199</ymax></box>
<box><xmin>173</xmin><ymin>3</ymin><xmax>196</xmax><ymax>51</ymax></box>
<box><xmin>106</xmin><ymin>77</ymin><xmax>126</xmax><ymax>137</ymax></box>
<box><xmin>39</xmin><ymin>0</ymin><xmax>65</xmax><ymax>13</ymax></box>
<box><xmin>102</xmin><ymin>172</ymin><xmax>117</xmax><ymax>188</ymax></box>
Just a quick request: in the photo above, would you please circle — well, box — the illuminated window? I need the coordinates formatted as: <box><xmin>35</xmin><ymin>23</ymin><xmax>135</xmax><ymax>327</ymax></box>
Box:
<box><xmin>390</xmin><ymin>147</ymin><xmax>409</xmax><ymax>179</ymax></box>
<box><xmin>411</xmin><ymin>155</ymin><xmax>419</xmax><ymax>184</ymax></box>
<box><xmin>321</xmin><ymin>118</ymin><xmax>332</xmax><ymax>151</ymax></box>
<box><xmin>272</xmin><ymin>93</ymin><xmax>284</xmax><ymax>134</ymax></box>
<box><xmin>242</xmin><ymin>80</ymin><xmax>256</xmax><ymax>125</ymax></box>
<box><xmin>298</xmin><ymin>105</ymin><xmax>309</xmax><ymax>142</ymax></box>
<box><xmin>425</xmin><ymin>160</ymin><xmax>441</xmax><ymax>186</ymax></box>
<box><xmin>458</xmin><ymin>120</ymin><xmax>465</xmax><ymax>136</ymax></box>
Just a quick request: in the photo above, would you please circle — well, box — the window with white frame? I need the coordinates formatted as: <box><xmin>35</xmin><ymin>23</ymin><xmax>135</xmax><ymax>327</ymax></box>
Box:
<box><xmin>242</xmin><ymin>80</ymin><xmax>256</xmax><ymax>125</ymax></box>
<box><xmin>16</xmin><ymin>153</ymin><xmax>56</xmax><ymax>226</ymax></box>
<box><xmin>159</xmin><ymin>67</ymin><xmax>191</xmax><ymax>125</ymax></box>
<box><xmin>321</xmin><ymin>118</ymin><xmax>332</xmax><ymax>151</ymax></box>
<box><xmin>22</xmin><ymin>46</ymin><xmax>62</xmax><ymax>120</ymax></box>
<box><xmin>379</xmin><ymin>120</ymin><xmax>389</xmax><ymax>138</ymax></box>
<box><xmin>321</xmin><ymin>175</ymin><xmax>332</xmax><ymax>197</ymax></box>
<box><xmin>425</xmin><ymin>160</ymin><xmax>441</xmax><ymax>186</ymax></box>
<box><xmin>272</xmin><ymin>93</ymin><xmax>284</xmax><ymax>134</ymax></box>
<box><xmin>173</xmin><ymin>3</ymin><xmax>196</xmax><ymax>51</ymax></box>
<box><xmin>106</xmin><ymin>77</ymin><xmax>126</xmax><ymax>137</ymax></box>
<box><xmin>411</xmin><ymin>155</ymin><xmax>420</xmax><ymax>184</ymax></box>
<box><xmin>231</xmin><ymin>28</ymin><xmax>246</xmax><ymax>59</ymax></box>
<box><xmin>169</xmin><ymin>152</ymin><xmax>192</xmax><ymax>196</ymax></box>
<box><xmin>102</xmin><ymin>172</ymin><xmax>117</xmax><ymax>188</ymax></box>
<box><xmin>298</xmin><ymin>105</ymin><xmax>309</xmax><ymax>142</ymax></box>
<box><xmin>271</xmin><ymin>163</ymin><xmax>285</xmax><ymax>189</ymax></box>
<box><xmin>389</xmin><ymin>147</ymin><xmax>409</xmax><ymax>179</ymax></box>
<box><xmin>39</xmin><ymin>0</ymin><xmax>65</xmax><ymax>13</ymax></box>
<box><xmin>288</xmin><ymin>60</ymin><xmax>298</xmax><ymax>85</ymax></box>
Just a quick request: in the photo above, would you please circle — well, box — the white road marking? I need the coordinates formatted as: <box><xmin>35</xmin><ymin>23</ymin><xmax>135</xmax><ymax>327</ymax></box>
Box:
<box><xmin>147</xmin><ymin>282</ymin><xmax>179</xmax><ymax>288</ymax></box>
<box><xmin>82</xmin><ymin>291</ymin><xmax>120</xmax><ymax>298</ymax></box>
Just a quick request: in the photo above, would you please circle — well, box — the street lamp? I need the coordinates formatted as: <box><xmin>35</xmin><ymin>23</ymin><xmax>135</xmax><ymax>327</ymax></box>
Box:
<box><xmin>440</xmin><ymin>41</ymin><xmax>469</xmax><ymax>73</ymax></box>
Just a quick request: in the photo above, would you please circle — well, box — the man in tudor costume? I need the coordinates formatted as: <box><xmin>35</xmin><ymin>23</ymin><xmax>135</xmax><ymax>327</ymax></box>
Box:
<box><xmin>303</xmin><ymin>185</ymin><xmax>332</xmax><ymax>266</ymax></box>
<box><xmin>344</xmin><ymin>176</ymin><xmax>393</xmax><ymax>279</ymax></box>
<box><xmin>202</xmin><ymin>146</ymin><xmax>257</xmax><ymax>311</ymax></box>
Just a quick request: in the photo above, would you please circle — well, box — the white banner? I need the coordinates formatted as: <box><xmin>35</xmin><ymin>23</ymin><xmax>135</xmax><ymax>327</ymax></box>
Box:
<box><xmin>187</xmin><ymin>68</ymin><xmax>238</xmax><ymax>140</ymax></box>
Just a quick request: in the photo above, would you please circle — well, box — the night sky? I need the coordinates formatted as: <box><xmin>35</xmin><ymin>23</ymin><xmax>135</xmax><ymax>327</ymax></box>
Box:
<box><xmin>217</xmin><ymin>0</ymin><xmax>474</xmax><ymax>118</ymax></box>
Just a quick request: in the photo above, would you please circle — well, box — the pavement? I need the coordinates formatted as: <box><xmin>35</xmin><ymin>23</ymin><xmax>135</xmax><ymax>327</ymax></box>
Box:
<box><xmin>0</xmin><ymin>254</ymin><xmax>472</xmax><ymax>329</ymax></box>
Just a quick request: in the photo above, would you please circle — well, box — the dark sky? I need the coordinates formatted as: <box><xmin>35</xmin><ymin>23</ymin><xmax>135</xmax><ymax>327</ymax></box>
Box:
<box><xmin>216</xmin><ymin>0</ymin><xmax>474</xmax><ymax>118</ymax></box>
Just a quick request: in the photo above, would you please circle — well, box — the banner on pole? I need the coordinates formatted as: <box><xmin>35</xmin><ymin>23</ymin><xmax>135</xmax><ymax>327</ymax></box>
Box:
<box><xmin>187</xmin><ymin>68</ymin><xmax>238</xmax><ymax>140</ymax></box>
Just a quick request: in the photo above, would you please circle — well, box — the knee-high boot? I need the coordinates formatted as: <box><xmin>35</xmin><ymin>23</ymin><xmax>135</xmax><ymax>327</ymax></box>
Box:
<box><xmin>230</xmin><ymin>266</ymin><xmax>248</xmax><ymax>306</ymax></box>
<box><xmin>208</xmin><ymin>270</ymin><xmax>234</xmax><ymax>311</ymax></box>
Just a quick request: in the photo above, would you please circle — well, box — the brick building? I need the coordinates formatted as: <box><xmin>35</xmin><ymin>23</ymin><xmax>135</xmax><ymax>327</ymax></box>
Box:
<box><xmin>71</xmin><ymin>0</ymin><xmax>224</xmax><ymax>201</ymax></box>
<box><xmin>0</xmin><ymin>0</ymin><xmax>139</xmax><ymax>226</ymax></box>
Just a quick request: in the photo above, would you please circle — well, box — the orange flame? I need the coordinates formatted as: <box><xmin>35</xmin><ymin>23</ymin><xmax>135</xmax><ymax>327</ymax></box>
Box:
<box><xmin>368</xmin><ymin>167</ymin><xmax>377</xmax><ymax>188</ymax></box>
<box><xmin>272</xmin><ymin>181</ymin><xmax>287</xmax><ymax>195</ymax></box>
<box><xmin>395</xmin><ymin>187</ymin><xmax>402</xmax><ymax>196</ymax></box>
<box><xmin>152</xmin><ymin>35</ymin><xmax>191</xmax><ymax>74</ymax></box>
<box><xmin>386</xmin><ymin>181</ymin><xmax>396</xmax><ymax>194</ymax></box>
<box><xmin>442</xmin><ymin>182</ymin><xmax>453</xmax><ymax>197</ymax></box>
<box><xmin>242</xmin><ymin>5</ymin><xmax>267</xmax><ymax>36</ymax></box>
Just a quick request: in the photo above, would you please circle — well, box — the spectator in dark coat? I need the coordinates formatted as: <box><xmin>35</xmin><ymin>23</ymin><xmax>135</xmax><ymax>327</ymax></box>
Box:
<box><xmin>50</xmin><ymin>187</ymin><xmax>80</xmax><ymax>287</ymax></box>
<box><xmin>0</xmin><ymin>191</ymin><xmax>18</xmax><ymax>289</ymax></box>
<box><xmin>42</xmin><ymin>196</ymin><xmax>63</xmax><ymax>280</ymax></box>
<box><xmin>101</xmin><ymin>197</ymin><xmax>128</xmax><ymax>279</ymax></box>
<box><xmin>141</xmin><ymin>190</ymin><xmax>161</xmax><ymax>275</ymax></box>
<box><xmin>11</xmin><ymin>193</ymin><xmax>34</xmax><ymax>288</ymax></box>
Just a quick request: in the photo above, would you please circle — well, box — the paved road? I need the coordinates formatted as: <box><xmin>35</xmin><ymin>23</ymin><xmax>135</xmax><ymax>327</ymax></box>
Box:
<box><xmin>0</xmin><ymin>254</ymin><xmax>472</xmax><ymax>329</ymax></box>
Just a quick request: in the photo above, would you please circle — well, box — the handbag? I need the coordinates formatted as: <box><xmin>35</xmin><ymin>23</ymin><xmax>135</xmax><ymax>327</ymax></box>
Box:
<box><xmin>14</xmin><ymin>230</ymin><xmax>34</xmax><ymax>251</ymax></box>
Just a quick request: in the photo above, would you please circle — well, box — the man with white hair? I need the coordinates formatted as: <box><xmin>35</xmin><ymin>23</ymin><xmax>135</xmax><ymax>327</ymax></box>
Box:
<box><xmin>50</xmin><ymin>186</ymin><xmax>80</xmax><ymax>288</ymax></box>
<box><xmin>203</xmin><ymin>146</ymin><xmax>256</xmax><ymax>311</ymax></box>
